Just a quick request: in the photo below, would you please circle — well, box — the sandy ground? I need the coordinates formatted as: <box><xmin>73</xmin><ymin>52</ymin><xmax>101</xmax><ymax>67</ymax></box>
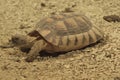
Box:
<box><xmin>0</xmin><ymin>0</ymin><xmax>120</xmax><ymax>80</ymax></box>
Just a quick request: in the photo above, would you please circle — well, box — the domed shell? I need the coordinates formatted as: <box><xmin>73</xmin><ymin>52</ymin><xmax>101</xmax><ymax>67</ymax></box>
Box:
<box><xmin>32</xmin><ymin>13</ymin><xmax>103</xmax><ymax>46</ymax></box>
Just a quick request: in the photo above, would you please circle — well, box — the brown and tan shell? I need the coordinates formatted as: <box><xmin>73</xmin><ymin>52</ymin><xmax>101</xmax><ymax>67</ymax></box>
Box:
<box><xmin>28</xmin><ymin>13</ymin><xmax>103</xmax><ymax>47</ymax></box>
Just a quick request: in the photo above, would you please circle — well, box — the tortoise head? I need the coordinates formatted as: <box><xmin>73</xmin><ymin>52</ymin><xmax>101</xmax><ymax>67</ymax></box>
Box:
<box><xmin>10</xmin><ymin>34</ymin><xmax>28</xmax><ymax>46</ymax></box>
<box><xmin>0</xmin><ymin>34</ymin><xmax>30</xmax><ymax>48</ymax></box>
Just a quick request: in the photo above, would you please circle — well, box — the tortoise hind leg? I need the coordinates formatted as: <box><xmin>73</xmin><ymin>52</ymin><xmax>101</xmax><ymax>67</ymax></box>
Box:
<box><xmin>25</xmin><ymin>40</ymin><xmax>47</xmax><ymax>62</ymax></box>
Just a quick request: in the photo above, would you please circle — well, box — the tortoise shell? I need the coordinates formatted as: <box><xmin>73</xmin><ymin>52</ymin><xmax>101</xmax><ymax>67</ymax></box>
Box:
<box><xmin>28</xmin><ymin>13</ymin><xmax>103</xmax><ymax>47</ymax></box>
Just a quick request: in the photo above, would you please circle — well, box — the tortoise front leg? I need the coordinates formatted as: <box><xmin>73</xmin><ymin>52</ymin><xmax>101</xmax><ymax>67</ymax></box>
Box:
<box><xmin>19</xmin><ymin>42</ymin><xmax>34</xmax><ymax>52</ymax></box>
<box><xmin>25</xmin><ymin>40</ymin><xmax>47</xmax><ymax>62</ymax></box>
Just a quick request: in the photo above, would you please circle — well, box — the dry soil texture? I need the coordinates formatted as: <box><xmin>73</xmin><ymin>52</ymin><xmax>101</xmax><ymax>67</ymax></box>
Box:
<box><xmin>0</xmin><ymin>0</ymin><xmax>120</xmax><ymax>80</ymax></box>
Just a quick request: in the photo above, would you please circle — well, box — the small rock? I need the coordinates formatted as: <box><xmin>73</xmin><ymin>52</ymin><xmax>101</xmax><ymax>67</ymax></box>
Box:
<box><xmin>69</xmin><ymin>58</ymin><xmax>75</xmax><ymax>61</ymax></box>
<box><xmin>63</xmin><ymin>7</ymin><xmax>74</xmax><ymax>13</ymax></box>
<box><xmin>41</xmin><ymin>2</ymin><xmax>46</xmax><ymax>7</ymax></box>
<box><xmin>103</xmin><ymin>15</ymin><xmax>120</xmax><ymax>22</ymax></box>
<box><xmin>64</xmin><ymin>64</ymin><xmax>70</xmax><ymax>68</ymax></box>
<box><xmin>19</xmin><ymin>24</ymin><xmax>31</xmax><ymax>29</ymax></box>
<box><xmin>114</xmin><ymin>77</ymin><xmax>120</xmax><ymax>80</ymax></box>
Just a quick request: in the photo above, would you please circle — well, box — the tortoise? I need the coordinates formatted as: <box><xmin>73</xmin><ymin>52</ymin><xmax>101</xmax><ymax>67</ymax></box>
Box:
<box><xmin>1</xmin><ymin>13</ymin><xmax>103</xmax><ymax>62</ymax></box>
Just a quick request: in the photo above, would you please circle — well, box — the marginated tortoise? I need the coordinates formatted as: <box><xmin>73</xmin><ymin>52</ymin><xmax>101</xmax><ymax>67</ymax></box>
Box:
<box><xmin>1</xmin><ymin>13</ymin><xmax>103</xmax><ymax>62</ymax></box>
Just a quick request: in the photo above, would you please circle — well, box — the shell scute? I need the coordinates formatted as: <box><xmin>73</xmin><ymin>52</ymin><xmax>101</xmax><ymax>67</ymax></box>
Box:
<box><xmin>33</xmin><ymin>13</ymin><xmax>103</xmax><ymax>46</ymax></box>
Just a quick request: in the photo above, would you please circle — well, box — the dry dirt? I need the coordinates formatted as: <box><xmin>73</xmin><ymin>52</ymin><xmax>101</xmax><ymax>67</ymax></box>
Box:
<box><xmin>0</xmin><ymin>0</ymin><xmax>120</xmax><ymax>80</ymax></box>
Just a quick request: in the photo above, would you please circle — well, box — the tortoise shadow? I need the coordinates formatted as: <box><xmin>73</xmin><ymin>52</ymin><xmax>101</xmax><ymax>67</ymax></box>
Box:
<box><xmin>20</xmin><ymin>47</ymin><xmax>64</xmax><ymax>57</ymax></box>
